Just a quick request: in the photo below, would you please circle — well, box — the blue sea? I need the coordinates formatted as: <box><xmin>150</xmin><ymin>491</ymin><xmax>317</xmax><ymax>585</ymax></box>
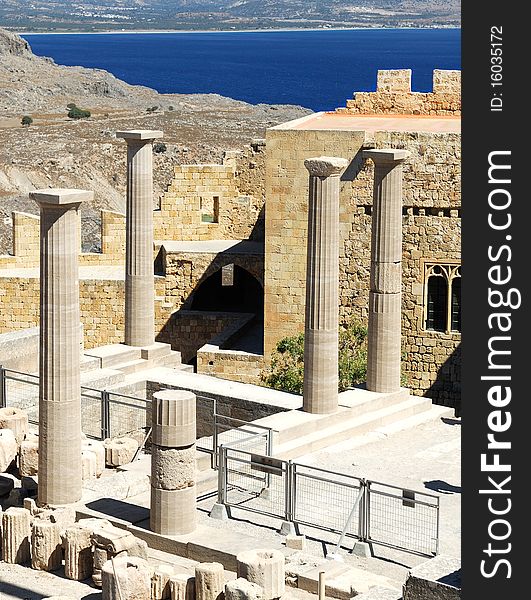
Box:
<box><xmin>22</xmin><ymin>29</ymin><xmax>461</xmax><ymax>111</ymax></box>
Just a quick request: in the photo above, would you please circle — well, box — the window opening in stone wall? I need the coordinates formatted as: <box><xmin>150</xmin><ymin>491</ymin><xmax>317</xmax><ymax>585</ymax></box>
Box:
<box><xmin>424</xmin><ymin>263</ymin><xmax>461</xmax><ymax>334</ymax></box>
<box><xmin>200</xmin><ymin>195</ymin><xmax>220</xmax><ymax>223</ymax></box>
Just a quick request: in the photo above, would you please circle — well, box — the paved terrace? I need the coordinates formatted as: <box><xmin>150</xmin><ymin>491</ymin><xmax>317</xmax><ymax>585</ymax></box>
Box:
<box><xmin>272</xmin><ymin>112</ymin><xmax>461</xmax><ymax>134</ymax></box>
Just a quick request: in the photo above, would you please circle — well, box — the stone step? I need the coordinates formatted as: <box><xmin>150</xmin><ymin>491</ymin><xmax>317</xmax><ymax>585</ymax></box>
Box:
<box><xmin>140</xmin><ymin>342</ymin><xmax>173</xmax><ymax>361</ymax></box>
<box><xmin>158</xmin><ymin>351</ymin><xmax>185</xmax><ymax>369</ymax></box>
<box><xmin>256</xmin><ymin>388</ymin><xmax>409</xmax><ymax>445</ymax></box>
<box><xmin>115</xmin><ymin>358</ymin><xmax>154</xmax><ymax>375</ymax></box>
<box><xmin>80</xmin><ymin>367</ymin><xmax>126</xmax><ymax>390</ymax></box>
<box><xmin>84</xmin><ymin>344</ymin><xmax>142</xmax><ymax>368</ymax></box>
<box><xmin>273</xmin><ymin>397</ymin><xmax>431</xmax><ymax>460</ymax></box>
<box><xmin>80</xmin><ymin>355</ymin><xmax>102</xmax><ymax>373</ymax></box>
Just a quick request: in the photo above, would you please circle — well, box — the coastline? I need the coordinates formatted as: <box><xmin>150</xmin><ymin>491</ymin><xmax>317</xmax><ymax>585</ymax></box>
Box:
<box><xmin>19</xmin><ymin>26</ymin><xmax>461</xmax><ymax>36</ymax></box>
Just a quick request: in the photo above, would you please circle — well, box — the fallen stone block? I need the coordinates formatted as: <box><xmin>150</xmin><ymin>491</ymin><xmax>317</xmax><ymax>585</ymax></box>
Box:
<box><xmin>0</xmin><ymin>407</ymin><xmax>29</xmax><ymax>445</ymax></box>
<box><xmin>104</xmin><ymin>437</ymin><xmax>139</xmax><ymax>467</ymax></box>
<box><xmin>225</xmin><ymin>578</ymin><xmax>263</xmax><ymax>600</ymax></box>
<box><xmin>195</xmin><ymin>562</ymin><xmax>225</xmax><ymax>600</ymax></box>
<box><xmin>285</xmin><ymin>535</ymin><xmax>306</xmax><ymax>551</ymax></box>
<box><xmin>0</xmin><ymin>428</ymin><xmax>17</xmax><ymax>472</ymax></box>
<box><xmin>31</xmin><ymin>518</ymin><xmax>63</xmax><ymax>571</ymax></box>
<box><xmin>82</xmin><ymin>449</ymin><xmax>98</xmax><ymax>481</ymax></box>
<box><xmin>63</xmin><ymin>523</ymin><xmax>94</xmax><ymax>581</ymax></box>
<box><xmin>170</xmin><ymin>574</ymin><xmax>195</xmax><ymax>600</ymax></box>
<box><xmin>101</xmin><ymin>555</ymin><xmax>152</xmax><ymax>600</ymax></box>
<box><xmin>1</xmin><ymin>506</ymin><xmax>31</xmax><ymax>564</ymax></box>
<box><xmin>19</xmin><ymin>438</ymin><xmax>39</xmax><ymax>477</ymax></box>
<box><xmin>83</xmin><ymin>438</ymin><xmax>106</xmax><ymax>476</ymax></box>
<box><xmin>152</xmin><ymin>564</ymin><xmax>176</xmax><ymax>600</ymax></box>
<box><xmin>237</xmin><ymin>550</ymin><xmax>285</xmax><ymax>600</ymax></box>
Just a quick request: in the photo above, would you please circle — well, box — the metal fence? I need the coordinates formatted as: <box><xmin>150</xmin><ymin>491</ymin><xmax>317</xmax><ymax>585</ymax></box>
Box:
<box><xmin>0</xmin><ymin>367</ymin><xmax>273</xmax><ymax>467</ymax></box>
<box><xmin>218</xmin><ymin>447</ymin><xmax>440</xmax><ymax>557</ymax></box>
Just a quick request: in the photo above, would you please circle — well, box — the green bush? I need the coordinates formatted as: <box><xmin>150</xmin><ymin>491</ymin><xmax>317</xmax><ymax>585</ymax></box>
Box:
<box><xmin>67</xmin><ymin>105</ymin><xmax>91</xmax><ymax>120</ymax></box>
<box><xmin>261</xmin><ymin>320</ymin><xmax>368</xmax><ymax>394</ymax></box>
<box><xmin>153</xmin><ymin>142</ymin><xmax>167</xmax><ymax>154</ymax></box>
<box><xmin>21</xmin><ymin>115</ymin><xmax>33</xmax><ymax>127</ymax></box>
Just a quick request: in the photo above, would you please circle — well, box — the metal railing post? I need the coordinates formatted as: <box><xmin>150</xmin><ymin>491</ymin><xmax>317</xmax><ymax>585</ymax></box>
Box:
<box><xmin>0</xmin><ymin>365</ymin><xmax>6</xmax><ymax>408</ymax></box>
<box><xmin>213</xmin><ymin>413</ymin><xmax>219</xmax><ymax>469</ymax></box>
<box><xmin>101</xmin><ymin>390</ymin><xmax>111</xmax><ymax>440</ymax></box>
<box><xmin>359</xmin><ymin>479</ymin><xmax>368</xmax><ymax>542</ymax></box>
<box><xmin>217</xmin><ymin>445</ymin><xmax>227</xmax><ymax>504</ymax></box>
<box><xmin>285</xmin><ymin>460</ymin><xmax>294</xmax><ymax>523</ymax></box>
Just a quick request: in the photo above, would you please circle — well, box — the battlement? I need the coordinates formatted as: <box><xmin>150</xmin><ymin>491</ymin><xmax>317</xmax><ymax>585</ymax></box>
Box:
<box><xmin>336</xmin><ymin>69</ymin><xmax>461</xmax><ymax>116</ymax></box>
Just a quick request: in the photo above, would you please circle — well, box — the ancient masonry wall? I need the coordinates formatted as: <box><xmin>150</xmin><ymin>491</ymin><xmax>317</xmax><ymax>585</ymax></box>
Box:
<box><xmin>154</xmin><ymin>146</ymin><xmax>265</xmax><ymax>242</ymax></box>
<box><xmin>337</xmin><ymin>69</ymin><xmax>461</xmax><ymax>116</ymax></box>
<box><xmin>264</xmin><ymin>126</ymin><xmax>461</xmax><ymax>407</ymax></box>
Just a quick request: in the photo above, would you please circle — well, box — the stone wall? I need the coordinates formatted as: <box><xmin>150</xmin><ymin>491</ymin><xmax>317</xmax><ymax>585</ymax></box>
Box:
<box><xmin>154</xmin><ymin>146</ymin><xmax>265</xmax><ymax>243</ymax></box>
<box><xmin>0</xmin><ymin>327</ymin><xmax>40</xmax><ymax>371</ymax></box>
<box><xmin>196</xmin><ymin>313</ymin><xmax>265</xmax><ymax>384</ymax></box>
<box><xmin>157</xmin><ymin>310</ymin><xmax>246</xmax><ymax>363</ymax></box>
<box><xmin>264</xmin><ymin>125</ymin><xmax>461</xmax><ymax>408</ymax></box>
<box><xmin>337</xmin><ymin>69</ymin><xmax>461</xmax><ymax>116</ymax></box>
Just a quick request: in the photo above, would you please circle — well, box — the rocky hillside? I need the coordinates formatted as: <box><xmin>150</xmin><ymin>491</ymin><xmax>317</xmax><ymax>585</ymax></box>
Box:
<box><xmin>0</xmin><ymin>29</ymin><xmax>311</xmax><ymax>253</ymax></box>
<box><xmin>0</xmin><ymin>0</ymin><xmax>461</xmax><ymax>31</ymax></box>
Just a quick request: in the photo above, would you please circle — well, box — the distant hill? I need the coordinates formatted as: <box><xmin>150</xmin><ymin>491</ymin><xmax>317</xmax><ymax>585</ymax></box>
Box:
<box><xmin>0</xmin><ymin>0</ymin><xmax>461</xmax><ymax>32</ymax></box>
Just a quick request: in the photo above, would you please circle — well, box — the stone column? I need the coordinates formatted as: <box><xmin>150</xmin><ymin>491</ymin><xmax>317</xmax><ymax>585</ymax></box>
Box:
<box><xmin>1</xmin><ymin>507</ymin><xmax>31</xmax><ymax>564</ymax></box>
<box><xmin>302</xmin><ymin>157</ymin><xmax>348</xmax><ymax>414</ymax></box>
<box><xmin>150</xmin><ymin>389</ymin><xmax>197</xmax><ymax>535</ymax></box>
<box><xmin>116</xmin><ymin>130</ymin><xmax>163</xmax><ymax>348</ymax></box>
<box><xmin>362</xmin><ymin>149</ymin><xmax>410</xmax><ymax>393</ymax></box>
<box><xmin>195</xmin><ymin>563</ymin><xmax>225</xmax><ymax>600</ymax></box>
<box><xmin>31</xmin><ymin>189</ymin><xmax>92</xmax><ymax>506</ymax></box>
<box><xmin>31</xmin><ymin>519</ymin><xmax>62</xmax><ymax>571</ymax></box>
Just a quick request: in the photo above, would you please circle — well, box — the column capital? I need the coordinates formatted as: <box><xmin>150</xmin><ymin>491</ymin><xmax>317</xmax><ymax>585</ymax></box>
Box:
<box><xmin>30</xmin><ymin>188</ymin><xmax>93</xmax><ymax>208</ymax></box>
<box><xmin>304</xmin><ymin>156</ymin><xmax>348</xmax><ymax>178</ymax></box>
<box><xmin>362</xmin><ymin>148</ymin><xmax>410</xmax><ymax>164</ymax></box>
<box><xmin>116</xmin><ymin>130</ymin><xmax>163</xmax><ymax>143</ymax></box>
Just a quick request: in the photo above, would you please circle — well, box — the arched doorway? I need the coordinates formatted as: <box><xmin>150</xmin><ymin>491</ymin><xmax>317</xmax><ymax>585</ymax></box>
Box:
<box><xmin>190</xmin><ymin>265</ymin><xmax>264</xmax><ymax>314</ymax></box>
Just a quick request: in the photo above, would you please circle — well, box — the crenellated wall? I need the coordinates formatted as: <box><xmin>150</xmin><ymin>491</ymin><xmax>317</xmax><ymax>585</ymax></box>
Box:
<box><xmin>336</xmin><ymin>69</ymin><xmax>461</xmax><ymax>116</ymax></box>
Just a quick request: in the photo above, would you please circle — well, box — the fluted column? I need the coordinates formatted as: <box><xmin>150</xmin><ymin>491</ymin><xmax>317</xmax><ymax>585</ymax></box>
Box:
<box><xmin>116</xmin><ymin>130</ymin><xmax>163</xmax><ymax>347</ymax></box>
<box><xmin>31</xmin><ymin>188</ymin><xmax>92</xmax><ymax>506</ymax></box>
<box><xmin>363</xmin><ymin>149</ymin><xmax>410</xmax><ymax>393</ymax></box>
<box><xmin>150</xmin><ymin>389</ymin><xmax>197</xmax><ymax>535</ymax></box>
<box><xmin>302</xmin><ymin>157</ymin><xmax>348</xmax><ymax>414</ymax></box>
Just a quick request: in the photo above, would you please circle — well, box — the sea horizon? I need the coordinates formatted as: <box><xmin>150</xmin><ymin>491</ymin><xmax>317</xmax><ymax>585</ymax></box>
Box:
<box><xmin>21</xmin><ymin>28</ymin><xmax>461</xmax><ymax>111</ymax></box>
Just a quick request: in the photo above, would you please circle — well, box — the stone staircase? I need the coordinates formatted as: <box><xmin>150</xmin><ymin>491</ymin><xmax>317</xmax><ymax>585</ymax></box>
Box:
<box><xmin>80</xmin><ymin>342</ymin><xmax>193</xmax><ymax>392</ymax></box>
<box><xmin>253</xmin><ymin>388</ymin><xmax>453</xmax><ymax>460</ymax></box>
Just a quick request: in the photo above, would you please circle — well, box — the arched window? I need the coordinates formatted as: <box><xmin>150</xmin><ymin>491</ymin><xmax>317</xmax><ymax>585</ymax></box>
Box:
<box><xmin>424</xmin><ymin>263</ymin><xmax>461</xmax><ymax>333</ymax></box>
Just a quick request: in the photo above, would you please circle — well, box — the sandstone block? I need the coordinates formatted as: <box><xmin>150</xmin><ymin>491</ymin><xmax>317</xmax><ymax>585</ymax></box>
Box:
<box><xmin>101</xmin><ymin>555</ymin><xmax>152</xmax><ymax>600</ymax></box>
<box><xmin>82</xmin><ymin>449</ymin><xmax>98</xmax><ymax>481</ymax></box>
<box><xmin>19</xmin><ymin>438</ymin><xmax>39</xmax><ymax>476</ymax></box>
<box><xmin>152</xmin><ymin>389</ymin><xmax>196</xmax><ymax>448</ymax></box>
<box><xmin>82</xmin><ymin>439</ymin><xmax>106</xmax><ymax>476</ymax></box>
<box><xmin>104</xmin><ymin>437</ymin><xmax>138</xmax><ymax>467</ymax></box>
<box><xmin>1</xmin><ymin>506</ymin><xmax>31</xmax><ymax>564</ymax></box>
<box><xmin>0</xmin><ymin>428</ymin><xmax>17</xmax><ymax>472</ymax></box>
<box><xmin>152</xmin><ymin>564</ymin><xmax>176</xmax><ymax>600</ymax></box>
<box><xmin>151</xmin><ymin>445</ymin><xmax>196</xmax><ymax>490</ymax></box>
<box><xmin>150</xmin><ymin>485</ymin><xmax>197</xmax><ymax>536</ymax></box>
<box><xmin>225</xmin><ymin>578</ymin><xmax>263</xmax><ymax>600</ymax></box>
<box><xmin>236</xmin><ymin>550</ymin><xmax>285</xmax><ymax>600</ymax></box>
<box><xmin>170</xmin><ymin>574</ymin><xmax>195</xmax><ymax>600</ymax></box>
<box><xmin>31</xmin><ymin>518</ymin><xmax>62</xmax><ymax>571</ymax></box>
<box><xmin>63</xmin><ymin>523</ymin><xmax>94</xmax><ymax>581</ymax></box>
<box><xmin>0</xmin><ymin>407</ymin><xmax>29</xmax><ymax>445</ymax></box>
<box><xmin>195</xmin><ymin>562</ymin><xmax>225</xmax><ymax>600</ymax></box>
<box><xmin>285</xmin><ymin>534</ymin><xmax>306</xmax><ymax>551</ymax></box>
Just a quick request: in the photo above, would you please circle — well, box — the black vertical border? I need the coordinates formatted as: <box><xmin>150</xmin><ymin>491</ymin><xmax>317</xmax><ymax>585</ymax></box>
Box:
<box><xmin>462</xmin><ymin>3</ymin><xmax>526</xmax><ymax>598</ymax></box>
